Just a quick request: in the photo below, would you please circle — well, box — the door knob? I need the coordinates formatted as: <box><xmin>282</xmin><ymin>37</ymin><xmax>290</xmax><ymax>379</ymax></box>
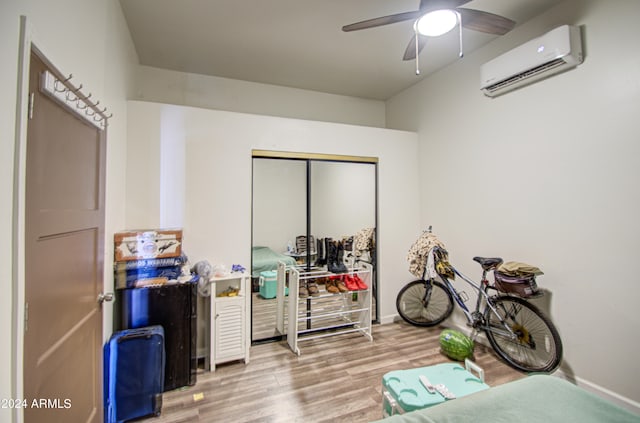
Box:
<box><xmin>98</xmin><ymin>292</ymin><xmax>114</xmax><ymax>304</ymax></box>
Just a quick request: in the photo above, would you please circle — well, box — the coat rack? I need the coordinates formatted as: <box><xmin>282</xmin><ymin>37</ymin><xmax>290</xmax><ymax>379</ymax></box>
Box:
<box><xmin>40</xmin><ymin>70</ymin><xmax>112</xmax><ymax>130</ymax></box>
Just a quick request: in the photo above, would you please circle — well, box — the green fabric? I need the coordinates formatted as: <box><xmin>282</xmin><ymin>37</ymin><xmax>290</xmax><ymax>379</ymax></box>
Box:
<box><xmin>251</xmin><ymin>246</ymin><xmax>296</xmax><ymax>278</ymax></box>
<box><xmin>373</xmin><ymin>375</ymin><xmax>639</xmax><ymax>423</ymax></box>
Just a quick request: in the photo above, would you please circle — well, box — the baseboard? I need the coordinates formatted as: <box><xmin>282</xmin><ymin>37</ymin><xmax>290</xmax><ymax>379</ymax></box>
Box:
<box><xmin>553</xmin><ymin>370</ymin><xmax>640</xmax><ymax>415</ymax></box>
<box><xmin>379</xmin><ymin>314</ymin><xmax>398</xmax><ymax>325</ymax></box>
<box><xmin>386</xmin><ymin>313</ymin><xmax>640</xmax><ymax>415</ymax></box>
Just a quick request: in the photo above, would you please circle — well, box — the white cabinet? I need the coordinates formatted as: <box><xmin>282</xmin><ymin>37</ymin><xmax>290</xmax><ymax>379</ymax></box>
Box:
<box><xmin>208</xmin><ymin>273</ymin><xmax>250</xmax><ymax>371</ymax></box>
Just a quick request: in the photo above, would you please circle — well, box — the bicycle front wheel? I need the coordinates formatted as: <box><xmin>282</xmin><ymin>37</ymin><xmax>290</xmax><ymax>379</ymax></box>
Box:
<box><xmin>396</xmin><ymin>280</ymin><xmax>453</xmax><ymax>327</ymax></box>
<box><xmin>485</xmin><ymin>296</ymin><xmax>563</xmax><ymax>373</ymax></box>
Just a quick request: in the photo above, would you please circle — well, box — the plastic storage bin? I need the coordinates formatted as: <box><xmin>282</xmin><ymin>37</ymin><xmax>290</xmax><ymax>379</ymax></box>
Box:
<box><xmin>258</xmin><ymin>270</ymin><xmax>288</xmax><ymax>299</ymax></box>
<box><xmin>382</xmin><ymin>361</ymin><xmax>489</xmax><ymax>417</ymax></box>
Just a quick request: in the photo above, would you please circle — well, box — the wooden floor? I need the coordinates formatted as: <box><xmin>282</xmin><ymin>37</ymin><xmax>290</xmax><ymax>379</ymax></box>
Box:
<box><xmin>251</xmin><ymin>292</ymin><xmax>286</xmax><ymax>340</ymax></box>
<box><xmin>140</xmin><ymin>321</ymin><xmax>525</xmax><ymax>423</ymax></box>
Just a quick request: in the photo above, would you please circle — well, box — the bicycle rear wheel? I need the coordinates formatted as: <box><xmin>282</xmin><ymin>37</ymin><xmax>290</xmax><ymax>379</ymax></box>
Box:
<box><xmin>485</xmin><ymin>296</ymin><xmax>562</xmax><ymax>372</ymax></box>
<box><xmin>396</xmin><ymin>280</ymin><xmax>453</xmax><ymax>327</ymax></box>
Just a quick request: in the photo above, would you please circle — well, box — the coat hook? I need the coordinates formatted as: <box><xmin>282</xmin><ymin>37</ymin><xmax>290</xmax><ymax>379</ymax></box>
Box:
<box><xmin>53</xmin><ymin>79</ymin><xmax>67</xmax><ymax>93</ymax></box>
<box><xmin>65</xmin><ymin>91</ymin><xmax>77</xmax><ymax>102</ymax></box>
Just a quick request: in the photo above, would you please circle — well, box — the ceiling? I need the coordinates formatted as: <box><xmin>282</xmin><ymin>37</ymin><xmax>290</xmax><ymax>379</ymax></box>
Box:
<box><xmin>119</xmin><ymin>0</ymin><xmax>563</xmax><ymax>100</ymax></box>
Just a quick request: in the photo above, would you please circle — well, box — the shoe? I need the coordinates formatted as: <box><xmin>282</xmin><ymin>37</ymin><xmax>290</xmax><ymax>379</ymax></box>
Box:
<box><xmin>353</xmin><ymin>274</ymin><xmax>368</xmax><ymax>290</ymax></box>
<box><xmin>343</xmin><ymin>274</ymin><xmax>358</xmax><ymax>291</ymax></box>
<box><xmin>315</xmin><ymin>238</ymin><xmax>326</xmax><ymax>266</ymax></box>
<box><xmin>324</xmin><ymin>237</ymin><xmax>332</xmax><ymax>267</ymax></box>
<box><xmin>308</xmin><ymin>281</ymin><xmax>320</xmax><ymax>297</ymax></box>
<box><xmin>335</xmin><ymin>276</ymin><xmax>349</xmax><ymax>293</ymax></box>
<box><xmin>299</xmin><ymin>281</ymin><xmax>309</xmax><ymax>298</ymax></box>
<box><xmin>325</xmin><ymin>278</ymin><xmax>340</xmax><ymax>294</ymax></box>
<box><xmin>328</xmin><ymin>241</ymin><xmax>348</xmax><ymax>274</ymax></box>
<box><xmin>335</xmin><ymin>241</ymin><xmax>348</xmax><ymax>273</ymax></box>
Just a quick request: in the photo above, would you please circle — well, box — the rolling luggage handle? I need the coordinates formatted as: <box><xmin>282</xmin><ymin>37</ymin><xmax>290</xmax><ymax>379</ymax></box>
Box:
<box><xmin>464</xmin><ymin>358</ymin><xmax>485</xmax><ymax>383</ymax></box>
<box><xmin>117</xmin><ymin>327</ymin><xmax>159</xmax><ymax>342</ymax></box>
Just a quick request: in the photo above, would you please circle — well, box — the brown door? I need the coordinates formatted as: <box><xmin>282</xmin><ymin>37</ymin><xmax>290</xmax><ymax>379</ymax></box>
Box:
<box><xmin>23</xmin><ymin>50</ymin><xmax>106</xmax><ymax>423</ymax></box>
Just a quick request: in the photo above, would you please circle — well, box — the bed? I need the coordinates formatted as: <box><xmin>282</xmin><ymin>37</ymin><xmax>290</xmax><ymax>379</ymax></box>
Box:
<box><xmin>373</xmin><ymin>374</ymin><xmax>639</xmax><ymax>423</ymax></box>
<box><xmin>251</xmin><ymin>246</ymin><xmax>297</xmax><ymax>278</ymax></box>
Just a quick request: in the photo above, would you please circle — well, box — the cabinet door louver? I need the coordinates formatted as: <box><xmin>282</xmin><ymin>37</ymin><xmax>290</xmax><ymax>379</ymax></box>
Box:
<box><xmin>215</xmin><ymin>302</ymin><xmax>245</xmax><ymax>359</ymax></box>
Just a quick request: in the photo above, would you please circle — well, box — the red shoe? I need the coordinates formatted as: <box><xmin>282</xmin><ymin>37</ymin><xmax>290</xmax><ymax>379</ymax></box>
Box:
<box><xmin>343</xmin><ymin>274</ymin><xmax>359</xmax><ymax>291</ymax></box>
<box><xmin>352</xmin><ymin>274</ymin><xmax>368</xmax><ymax>290</ymax></box>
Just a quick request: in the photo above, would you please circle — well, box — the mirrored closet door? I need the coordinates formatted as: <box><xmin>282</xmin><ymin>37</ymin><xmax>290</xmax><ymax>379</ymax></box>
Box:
<box><xmin>251</xmin><ymin>158</ymin><xmax>306</xmax><ymax>341</ymax></box>
<box><xmin>251</xmin><ymin>152</ymin><xmax>378</xmax><ymax>343</ymax></box>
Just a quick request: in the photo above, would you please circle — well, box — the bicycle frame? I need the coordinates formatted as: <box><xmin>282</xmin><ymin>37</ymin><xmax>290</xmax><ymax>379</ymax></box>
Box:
<box><xmin>423</xmin><ymin>265</ymin><xmax>519</xmax><ymax>340</ymax></box>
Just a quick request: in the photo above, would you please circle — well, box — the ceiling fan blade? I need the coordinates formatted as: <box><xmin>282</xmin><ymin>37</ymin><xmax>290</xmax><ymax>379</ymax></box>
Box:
<box><xmin>403</xmin><ymin>34</ymin><xmax>427</xmax><ymax>61</ymax></box>
<box><xmin>457</xmin><ymin>8</ymin><xmax>516</xmax><ymax>35</ymax></box>
<box><xmin>342</xmin><ymin>10</ymin><xmax>421</xmax><ymax>32</ymax></box>
<box><xmin>419</xmin><ymin>0</ymin><xmax>472</xmax><ymax>12</ymax></box>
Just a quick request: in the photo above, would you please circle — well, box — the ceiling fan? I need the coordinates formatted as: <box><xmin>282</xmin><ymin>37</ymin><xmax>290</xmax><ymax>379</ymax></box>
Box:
<box><xmin>342</xmin><ymin>0</ymin><xmax>516</xmax><ymax>69</ymax></box>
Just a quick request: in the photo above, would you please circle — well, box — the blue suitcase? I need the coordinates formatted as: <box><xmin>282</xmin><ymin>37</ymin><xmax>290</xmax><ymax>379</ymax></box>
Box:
<box><xmin>382</xmin><ymin>360</ymin><xmax>490</xmax><ymax>417</ymax></box>
<box><xmin>104</xmin><ymin>325</ymin><xmax>165</xmax><ymax>423</ymax></box>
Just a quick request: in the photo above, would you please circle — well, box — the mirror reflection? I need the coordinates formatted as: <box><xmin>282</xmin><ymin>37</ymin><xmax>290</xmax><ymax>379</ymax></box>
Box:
<box><xmin>251</xmin><ymin>156</ymin><xmax>377</xmax><ymax>343</ymax></box>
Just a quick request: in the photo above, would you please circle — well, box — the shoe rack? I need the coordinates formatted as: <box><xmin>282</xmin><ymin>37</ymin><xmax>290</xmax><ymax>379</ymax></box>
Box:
<box><xmin>283</xmin><ymin>261</ymin><xmax>373</xmax><ymax>355</ymax></box>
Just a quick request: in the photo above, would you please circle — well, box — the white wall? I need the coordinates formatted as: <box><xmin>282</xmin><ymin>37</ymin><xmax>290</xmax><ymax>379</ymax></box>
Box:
<box><xmin>386</xmin><ymin>0</ymin><xmax>640</xmax><ymax>408</ymax></box>
<box><xmin>134</xmin><ymin>65</ymin><xmax>387</xmax><ymax>128</ymax></box>
<box><xmin>126</xmin><ymin>101</ymin><xmax>420</xmax><ymax>325</ymax></box>
<box><xmin>1</xmin><ymin>1</ymin><xmax>137</xmax><ymax>421</ymax></box>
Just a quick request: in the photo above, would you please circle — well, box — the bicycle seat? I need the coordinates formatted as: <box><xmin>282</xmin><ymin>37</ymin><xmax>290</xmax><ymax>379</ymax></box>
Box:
<box><xmin>473</xmin><ymin>256</ymin><xmax>503</xmax><ymax>271</ymax></box>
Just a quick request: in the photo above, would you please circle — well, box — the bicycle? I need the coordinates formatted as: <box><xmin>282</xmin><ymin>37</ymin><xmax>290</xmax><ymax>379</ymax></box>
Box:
<box><xmin>396</xmin><ymin>230</ymin><xmax>563</xmax><ymax>373</ymax></box>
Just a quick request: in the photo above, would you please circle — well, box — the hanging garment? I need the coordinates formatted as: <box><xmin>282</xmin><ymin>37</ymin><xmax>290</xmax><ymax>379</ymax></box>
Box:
<box><xmin>353</xmin><ymin>227</ymin><xmax>375</xmax><ymax>257</ymax></box>
<box><xmin>407</xmin><ymin>231</ymin><xmax>451</xmax><ymax>279</ymax></box>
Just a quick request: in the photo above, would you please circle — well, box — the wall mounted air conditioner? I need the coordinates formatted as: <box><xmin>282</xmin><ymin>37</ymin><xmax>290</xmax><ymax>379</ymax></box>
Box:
<box><xmin>480</xmin><ymin>25</ymin><xmax>583</xmax><ymax>97</ymax></box>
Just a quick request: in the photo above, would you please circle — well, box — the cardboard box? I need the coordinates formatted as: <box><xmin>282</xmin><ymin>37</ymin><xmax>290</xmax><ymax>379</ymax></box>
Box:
<box><xmin>114</xmin><ymin>265</ymin><xmax>183</xmax><ymax>289</ymax></box>
<box><xmin>114</xmin><ymin>229</ymin><xmax>182</xmax><ymax>262</ymax></box>
<box><xmin>114</xmin><ymin>255</ymin><xmax>187</xmax><ymax>271</ymax></box>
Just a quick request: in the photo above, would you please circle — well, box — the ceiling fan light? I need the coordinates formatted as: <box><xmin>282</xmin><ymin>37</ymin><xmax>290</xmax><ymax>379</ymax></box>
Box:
<box><xmin>415</xmin><ymin>9</ymin><xmax>458</xmax><ymax>37</ymax></box>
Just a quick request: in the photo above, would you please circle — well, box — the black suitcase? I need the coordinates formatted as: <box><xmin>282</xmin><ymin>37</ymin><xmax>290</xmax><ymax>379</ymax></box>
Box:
<box><xmin>104</xmin><ymin>325</ymin><xmax>165</xmax><ymax>423</ymax></box>
<box><xmin>117</xmin><ymin>281</ymin><xmax>197</xmax><ymax>391</ymax></box>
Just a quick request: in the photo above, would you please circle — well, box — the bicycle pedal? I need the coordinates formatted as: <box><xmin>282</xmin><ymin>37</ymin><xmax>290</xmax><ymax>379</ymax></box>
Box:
<box><xmin>434</xmin><ymin>384</ymin><xmax>456</xmax><ymax>400</ymax></box>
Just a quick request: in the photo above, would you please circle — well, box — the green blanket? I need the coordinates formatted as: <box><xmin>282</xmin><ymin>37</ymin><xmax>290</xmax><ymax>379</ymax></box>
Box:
<box><xmin>374</xmin><ymin>375</ymin><xmax>639</xmax><ymax>423</ymax></box>
<box><xmin>251</xmin><ymin>246</ymin><xmax>297</xmax><ymax>278</ymax></box>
